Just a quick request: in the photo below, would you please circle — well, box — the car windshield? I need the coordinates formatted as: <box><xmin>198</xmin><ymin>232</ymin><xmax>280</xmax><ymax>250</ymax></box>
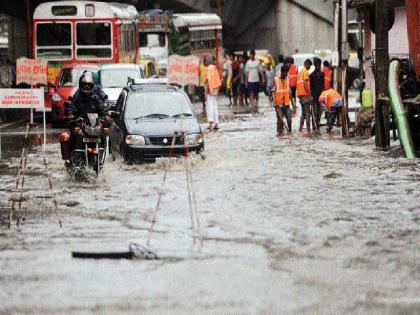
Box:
<box><xmin>100</xmin><ymin>69</ymin><xmax>141</xmax><ymax>88</ymax></box>
<box><xmin>125</xmin><ymin>91</ymin><xmax>193</xmax><ymax>119</ymax></box>
<box><xmin>139</xmin><ymin>32</ymin><xmax>167</xmax><ymax>48</ymax></box>
<box><xmin>58</xmin><ymin>68</ymin><xmax>97</xmax><ymax>87</ymax></box>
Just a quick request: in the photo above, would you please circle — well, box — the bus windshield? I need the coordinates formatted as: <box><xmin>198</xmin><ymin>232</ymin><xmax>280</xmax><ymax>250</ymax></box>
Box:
<box><xmin>37</xmin><ymin>23</ymin><xmax>71</xmax><ymax>46</ymax></box>
<box><xmin>36</xmin><ymin>23</ymin><xmax>72</xmax><ymax>59</ymax></box>
<box><xmin>76</xmin><ymin>22</ymin><xmax>112</xmax><ymax>59</ymax></box>
<box><xmin>139</xmin><ymin>32</ymin><xmax>166</xmax><ymax>48</ymax></box>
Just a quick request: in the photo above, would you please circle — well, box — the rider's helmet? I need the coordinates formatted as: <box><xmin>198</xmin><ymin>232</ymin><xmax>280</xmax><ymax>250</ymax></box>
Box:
<box><xmin>79</xmin><ymin>71</ymin><xmax>95</xmax><ymax>96</ymax></box>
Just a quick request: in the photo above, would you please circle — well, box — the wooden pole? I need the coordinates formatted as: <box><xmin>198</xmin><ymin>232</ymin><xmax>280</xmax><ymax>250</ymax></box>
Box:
<box><xmin>374</xmin><ymin>0</ymin><xmax>390</xmax><ymax>148</ymax></box>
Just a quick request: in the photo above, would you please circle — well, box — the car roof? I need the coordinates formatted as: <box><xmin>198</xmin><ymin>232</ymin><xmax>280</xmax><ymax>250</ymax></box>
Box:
<box><xmin>126</xmin><ymin>83</ymin><xmax>181</xmax><ymax>93</ymax></box>
<box><xmin>62</xmin><ymin>63</ymin><xmax>99</xmax><ymax>70</ymax></box>
<box><xmin>99</xmin><ymin>63</ymin><xmax>140</xmax><ymax>70</ymax></box>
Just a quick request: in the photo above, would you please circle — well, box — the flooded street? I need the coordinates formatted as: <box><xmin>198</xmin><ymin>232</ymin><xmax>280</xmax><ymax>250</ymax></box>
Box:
<box><xmin>1</xmin><ymin>97</ymin><xmax>420</xmax><ymax>314</ymax></box>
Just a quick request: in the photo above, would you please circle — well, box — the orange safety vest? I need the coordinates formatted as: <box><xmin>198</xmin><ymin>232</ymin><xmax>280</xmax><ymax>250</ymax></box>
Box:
<box><xmin>206</xmin><ymin>64</ymin><xmax>222</xmax><ymax>94</ymax></box>
<box><xmin>296</xmin><ymin>68</ymin><xmax>310</xmax><ymax>97</ymax></box>
<box><xmin>273</xmin><ymin>76</ymin><xmax>290</xmax><ymax>106</ymax></box>
<box><xmin>323</xmin><ymin>67</ymin><xmax>332</xmax><ymax>90</ymax></box>
<box><xmin>288</xmin><ymin>65</ymin><xmax>298</xmax><ymax>87</ymax></box>
<box><xmin>319</xmin><ymin>89</ymin><xmax>342</xmax><ymax>110</ymax></box>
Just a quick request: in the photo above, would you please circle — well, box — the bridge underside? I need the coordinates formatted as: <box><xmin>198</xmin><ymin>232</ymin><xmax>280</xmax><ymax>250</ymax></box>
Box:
<box><xmin>1</xmin><ymin>0</ymin><xmax>335</xmax><ymax>60</ymax></box>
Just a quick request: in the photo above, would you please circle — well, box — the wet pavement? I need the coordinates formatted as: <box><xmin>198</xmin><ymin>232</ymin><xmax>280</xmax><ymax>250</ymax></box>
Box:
<box><xmin>1</xmin><ymin>96</ymin><xmax>420</xmax><ymax>314</ymax></box>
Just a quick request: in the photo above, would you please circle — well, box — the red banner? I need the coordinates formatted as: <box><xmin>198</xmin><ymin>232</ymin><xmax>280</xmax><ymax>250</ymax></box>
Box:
<box><xmin>168</xmin><ymin>55</ymin><xmax>200</xmax><ymax>86</ymax></box>
<box><xmin>16</xmin><ymin>58</ymin><xmax>48</xmax><ymax>86</ymax></box>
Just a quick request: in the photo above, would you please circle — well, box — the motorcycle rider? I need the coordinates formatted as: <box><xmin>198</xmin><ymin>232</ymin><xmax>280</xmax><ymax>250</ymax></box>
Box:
<box><xmin>60</xmin><ymin>71</ymin><xmax>110</xmax><ymax>164</ymax></box>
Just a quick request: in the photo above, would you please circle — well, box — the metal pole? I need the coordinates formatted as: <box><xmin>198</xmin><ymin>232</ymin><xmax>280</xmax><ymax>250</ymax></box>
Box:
<box><xmin>341</xmin><ymin>0</ymin><xmax>349</xmax><ymax>137</ymax></box>
<box><xmin>333</xmin><ymin>1</ymin><xmax>340</xmax><ymax>91</ymax></box>
<box><xmin>0</xmin><ymin>133</ymin><xmax>2</xmax><ymax>160</ymax></box>
<box><xmin>30</xmin><ymin>85</ymin><xmax>34</xmax><ymax>124</ymax></box>
<box><xmin>43</xmin><ymin>107</ymin><xmax>46</xmax><ymax>152</ymax></box>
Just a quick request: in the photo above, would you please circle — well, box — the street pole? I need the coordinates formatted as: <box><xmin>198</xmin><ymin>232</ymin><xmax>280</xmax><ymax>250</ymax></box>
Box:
<box><xmin>358</xmin><ymin>11</ymin><xmax>364</xmax><ymax>99</ymax></box>
<box><xmin>341</xmin><ymin>0</ymin><xmax>349</xmax><ymax>137</ymax></box>
<box><xmin>333</xmin><ymin>1</ymin><xmax>340</xmax><ymax>91</ymax></box>
<box><xmin>374</xmin><ymin>0</ymin><xmax>390</xmax><ymax>148</ymax></box>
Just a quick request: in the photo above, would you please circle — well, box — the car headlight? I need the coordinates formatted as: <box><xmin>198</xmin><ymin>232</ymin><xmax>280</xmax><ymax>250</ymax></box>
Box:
<box><xmin>125</xmin><ymin>135</ymin><xmax>145</xmax><ymax>145</ymax></box>
<box><xmin>52</xmin><ymin>92</ymin><xmax>62</xmax><ymax>102</ymax></box>
<box><xmin>186</xmin><ymin>133</ymin><xmax>204</xmax><ymax>145</ymax></box>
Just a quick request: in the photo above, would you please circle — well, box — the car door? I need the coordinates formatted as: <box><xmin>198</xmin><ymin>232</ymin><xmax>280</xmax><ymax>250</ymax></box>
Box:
<box><xmin>110</xmin><ymin>91</ymin><xmax>127</xmax><ymax>154</ymax></box>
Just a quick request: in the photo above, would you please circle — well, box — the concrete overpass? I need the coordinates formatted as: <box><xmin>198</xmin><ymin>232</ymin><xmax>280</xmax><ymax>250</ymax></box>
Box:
<box><xmin>1</xmin><ymin>0</ymin><xmax>336</xmax><ymax>61</ymax></box>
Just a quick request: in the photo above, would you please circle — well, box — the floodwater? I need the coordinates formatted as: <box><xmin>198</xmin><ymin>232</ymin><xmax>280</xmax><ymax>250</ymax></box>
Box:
<box><xmin>1</xmin><ymin>97</ymin><xmax>420</xmax><ymax>314</ymax></box>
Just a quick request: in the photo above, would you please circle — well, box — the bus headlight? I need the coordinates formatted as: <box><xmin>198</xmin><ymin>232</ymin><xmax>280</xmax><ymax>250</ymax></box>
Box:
<box><xmin>126</xmin><ymin>135</ymin><xmax>145</xmax><ymax>145</ymax></box>
<box><xmin>186</xmin><ymin>133</ymin><xmax>204</xmax><ymax>145</ymax></box>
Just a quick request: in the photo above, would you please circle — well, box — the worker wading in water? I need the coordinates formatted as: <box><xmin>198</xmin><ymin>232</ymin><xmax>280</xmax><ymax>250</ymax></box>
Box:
<box><xmin>319</xmin><ymin>88</ymin><xmax>343</xmax><ymax>133</ymax></box>
<box><xmin>297</xmin><ymin>59</ymin><xmax>314</xmax><ymax>133</ymax></box>
<box><xmin>272</xmin><ymin>65</ymin><xmax>292</xmax><ymax>136</ymax></box>
<box><xmin>285</xmin><ymin>57</ymin><xmax>298</xmax><ymax>116</ymax></box>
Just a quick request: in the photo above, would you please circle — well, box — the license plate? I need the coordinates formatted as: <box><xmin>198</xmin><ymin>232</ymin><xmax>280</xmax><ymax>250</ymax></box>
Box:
<box><xmin>83</xmin><ymin>138</ymin><xmax>101</xmax><ymax>143</ymax></box>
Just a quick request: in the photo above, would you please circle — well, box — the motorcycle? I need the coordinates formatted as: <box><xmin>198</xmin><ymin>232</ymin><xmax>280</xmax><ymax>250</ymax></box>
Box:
<box><xmin>60</xmin><ymin>113</ymin><xmax>110</xmax><ymax>180</ymax></box>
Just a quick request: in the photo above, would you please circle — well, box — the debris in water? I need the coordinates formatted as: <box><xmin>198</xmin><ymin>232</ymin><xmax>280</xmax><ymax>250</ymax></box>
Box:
<box><xmin>65</xmin><ymin>201</ymin><xmax>80</xmax><ymax>207</ymax></box>
<box><xmin>72</xmin><ymin>243</ymin><xmax>159</xmax><ymax>260</ymax></box>
<box><xmin>323</xmin><ymin>172</ymin><xmax>343</xmax><ymax>179</ymax></box>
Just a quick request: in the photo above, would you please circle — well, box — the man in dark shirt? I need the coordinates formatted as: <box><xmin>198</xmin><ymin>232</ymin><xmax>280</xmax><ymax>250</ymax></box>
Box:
<box><xmin>310</xmin><ymin>57</ymin><xmax>325</xmax><ymax>130</ymax></box>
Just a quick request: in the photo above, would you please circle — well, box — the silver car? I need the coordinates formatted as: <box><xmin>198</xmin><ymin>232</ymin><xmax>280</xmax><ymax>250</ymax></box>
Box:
<box><xmin>98</xmin><ymin>64</ymin><xmax>145</xmax><ymax>106</ymax></box>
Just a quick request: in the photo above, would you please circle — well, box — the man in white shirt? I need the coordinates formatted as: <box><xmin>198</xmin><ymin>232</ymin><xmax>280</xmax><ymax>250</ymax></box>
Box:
<box><xmin>245</xmin><ymin>50</ymin><xmax>264</xmax><ymax>113</ymax></box>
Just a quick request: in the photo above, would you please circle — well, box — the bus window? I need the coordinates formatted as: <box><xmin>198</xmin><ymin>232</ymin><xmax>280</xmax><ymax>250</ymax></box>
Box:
<box><xmin>139</xmin><ymin>34</ymin><xmax>148</xmax><ymax>48</ymax></box>
<box><xmin>76</xmin><ymin>22</ymin><xmax>112</xmax><ymax>59</ymax></box>
<box><xmin>36</xmin><ymin>23</ymin><xmax>72</xmax><ymax>59</ymax></box>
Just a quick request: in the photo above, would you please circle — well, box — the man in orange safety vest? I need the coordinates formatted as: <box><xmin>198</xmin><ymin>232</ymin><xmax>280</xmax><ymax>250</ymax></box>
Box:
<box><xmin>319</xmin><ymin>88</ymin><xmax>343</xmax><ymax>133</ymax></box>
<box><xmin>296</xmin><ymin>58</ymin><xmax>313</xmax><ymax>133</ymax></box>
<box><xmin>285</xmin><ymin>57</ymin><xmax>298</xmax><ymax>112</ymax></box>
<box><xmin>272</xmin><ymin>65</ymin><xmax>292</xmax><ymax>135</ymax></box>
<box><xmin>322</xmin><ymin>60</ymin><xmax>333</xmax><ymax>90</ymax></box>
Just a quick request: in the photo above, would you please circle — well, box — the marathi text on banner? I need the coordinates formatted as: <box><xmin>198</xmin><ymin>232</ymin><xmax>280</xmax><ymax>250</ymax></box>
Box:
<box><xmin>0</xmin><ymin>88</ymin><xmax>45</xmax><ymax>109</ymax></box>
<box><xmin>16</xmin><ymin>58</ymin><xmax>48</xmax><ymax>86</ymax></box>
<box><xmin>167</xmin><ymin>55</ymin><xmax>200</xmax><ymax>86</ymax></box>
